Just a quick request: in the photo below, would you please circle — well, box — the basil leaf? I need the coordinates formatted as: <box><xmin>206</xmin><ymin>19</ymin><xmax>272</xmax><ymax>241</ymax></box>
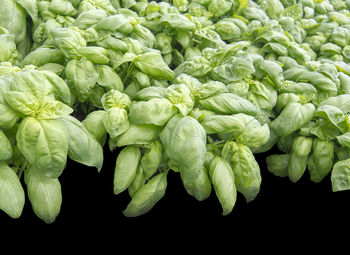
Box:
<box><xmin>114</xmin><ymin>145</ymin><xmax>141</xmax><ymax>195</ymax></box>
<box><xmin>112</xmin><ymin>123</ymin><xmax>162</xmax><ymax>148</ymax></box>
<box><xmin>58</xmin><ymin>115</ymin><xmax>104</xmax><ymax>172</ymax></box>
<box><xmin>270</xmin><ymin>102</ymin><xmax>315</xmax><ymax>137</ymax></box>
<box><xmin>103</xmin><ymin>107</ymin><xmax>130</xmax><ymax>138</ymax></box>
<box><xmin>123</xmin><ymin>171</ymin><xmax>168</xmax><ymax>217</ymax></box>
<box><xmin>25</xmin><ymin>167</ymin><xmax>62</xmax><ymax>224</ymax></box>
<box><xmin>51</xmin><ymin>27</ymin><xmax>86</xmax><ymax>59</ymax></box>
<box><xmin>96</xmin><ymin>64</ymin><xmax>124</xmax><ymax>92</ymax></box>
<box><xmin>129</xmin><ymin>98</ymin><xmax>176</xmax><ymax>126</ymax></box>
<box><xmin>101</xmin><ymin>89</ymin><xmax>131</xmax><ymax>110</ymax></box>
<box><xmin>160</xmin><ymin>114</ymin><xmax>207</xmax><ymax>181</ymax></box>
<box><xmin>266</xmin><ymin>154</ymin><xmax>290</xmax><ymax>178</ymax></box>
<box><xmin>308</xmin><ymin>139</ymin><xmax>335</xmax><ymax>183</ymax></box>
<box><xmin>65</xmin><ymin>58</ymin><xmax>99</xmax><ymax>102</ymax></box>
<box><xmin>315</xmin><ymin>104</ymin><xmax>347</xmax><ymax>133</ymax></box>
<box><xmin>331</xmin><ymin>158</ymin><xmax>350</xmax><ymax>192</ymax></box>
<box><xmin>0</xmin><ymin>131</ymin><xmax>12</xmax><ymax>161</ymax></box>
<box><xmin>141</xmin><ymin>141</ymin><xmax>163</xmax><ymax>180</ymax></box>
<box><xmin>199</xmin><ymin>93</ymin><xmax>258</xmax><ymax>116</ymax></box>
<box><xmin>95</xmin><ymin>14</ymin><xmax>132</xmax><ymax>34</ymax></box>
<box><xmin>0</xmin><ymin>163</ymin><xmax>25</xmax><ymax>218</ymax></box>
<box><xmin>159</xmin><ymin>13</ymin><xmax>196</xmax><ymax>31</ymax></box>
<box><xmin>135</xmin><ymin>51</ymin><xmax>175</xmax><ymax>81</ymax></box>
<box><xmin>231</xmin><ymin>143</ymin><xmax>261</xmax><ymax>202</ymax></box>
<box><xmin>165</xmin><ymin>84</ymin><xmax>194</xmax><ymax>116</ymax></box>
<box><xmin>181</xmin><ymin>166</ymin><xmax>212</xmax><ymax>202</ymax></box>
<box><xmin>41</xmin><ymin>70</ymin><xmax>71</xmax><ymax>106</ymax></box>
<box><xmin>0</xmin><ymin>0</ymin><xmax>26</xmax><ymax>44</ymax></box>
<box><xmin>288</xmin><ymin>152</ymin><xmax>309</xmax><ymax>183</ymax></box>
<box><xmin>128</xmin><ymin>165</ymin><xmax>146</xmax><ymax>198</ymax></box>
<box><xmin>12</xmin><ymin>69</ymin><xmax>52</xmax><ymax>101</ymax></box>
<box><xmin>337</xmin><ymin>132</ymin><xmax>350</xmax><ymax>149</ymax></box>
<box><xmin>17</xmin><ymin>117</ymin><xmax>68</xmax><ymax>178</ymax></box>
<box><xmin>4</xmin><ymin>91</ymin><xmax>40</xmax><ymax>117</ymax></box>
<box><xmin>209</xmin><ymin>157</ymin><xmax>236</xmax><ymax>215</ymax></box>
<box><xmin>36</xmin><ymin>100</ymin><xmax>73</xmax><ymax>120</ymax></box>
<box><xmin>82</xmin><ymin>110</ymin><xmax>107</xmax><ymax>145</ymax></box>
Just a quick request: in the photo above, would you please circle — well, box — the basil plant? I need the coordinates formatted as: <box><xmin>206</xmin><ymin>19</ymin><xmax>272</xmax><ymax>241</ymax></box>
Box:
<box><xmin>0</xmin><ymin>65</ymin><xmax>103</xmax><ymax>223</ymax></box>
<box><xmin>2</xmin><ymin>0</ymin><xmax>350</xmax><ymax>223</ymax></box>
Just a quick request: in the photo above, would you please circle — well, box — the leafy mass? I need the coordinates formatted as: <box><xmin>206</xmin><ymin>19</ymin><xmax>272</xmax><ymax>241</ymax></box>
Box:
<box><xmin>0</xmin><ymin>0</ymin><xmax>350</xmax><ymax>223</ymax></box>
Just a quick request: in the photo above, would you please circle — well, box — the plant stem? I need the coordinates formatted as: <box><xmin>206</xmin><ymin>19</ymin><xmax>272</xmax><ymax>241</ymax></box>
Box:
<box><xmin>17</xmin><ymin>161</ymin><xmax>28</xmax><ymax>179</ymax></box>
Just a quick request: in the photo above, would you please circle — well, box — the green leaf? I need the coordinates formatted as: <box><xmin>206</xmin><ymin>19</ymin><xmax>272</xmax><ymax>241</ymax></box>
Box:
<box><xmin>235</xmin><ymin>121</ymin><xmax>270</xmax><ymax>150</ymax></box>
<box><xmin>160</xmin><ymin>114</ymin><xmax>207</xmax><ymax>181</ymax></box>
<box><xmin>159</xmin><ymin>13</ymin><xmax>196</xmax><ymax>31</ymax></box>
<box><xmin>96</xmin><ymin>64</ymin><xmax>124</xmax><ymax>92</ymax></box>
<box><xmin>208</xmin><ymin>0</ymin><xmax>233</xmax><ymax>18</ymax></box>
<box><xmin>135</xmin><ymin>51</ymin><xmax>175</xmax><ymax>81</ymax></box>
<box><xmin>95</xmin><ymin>14</ymin><xmax>132</xmax><ymax>34</ymax></box>
<box><xmin>259</xmin><ymin>60</ymin><xmax>284</xmax><ymax>88</ymax></box>
<box><xmin>65</xmin><ymin>58</ymin><xmax>99</xmax><ymax>102</ymax></box>
<box><xmin>200</xmin><ymin>113</ymin><xmax>255</xmax><ymax>134</ymax></box>
<box><xmin>194</xmin><ymin>28</ymin><xmax>226</xmax><ymax>49</ymax></box>
<box><xmin>15</xmin><ymin>0</ymin><xmax>39</xmax><ymax>25</ymax></box>
<box><xmin>165</xmin><ymin>84</ymin><xmax>194</xmax><ymax>116</ymax></box>
<box><xmin>112</xmin><ymin>123</ymin><xmax>162</xmax><ymax>148</ymax></box>
<box><xmin>48</xmin><ymin>0</ymin><xmax>77</xmax><ymax>16</ymax></box>
<box><xmin>36</xmin><ymin>100</ymin><xmax>73</xmax><ymax>120</ymax></box>
<box><xmin>82</xmin><ymin>110</ymin><xmax>107</xmax><ymax>145</ymax></box>
<box><xmin>112</xmin><ymin>52</ymin><xmax>137</xmax><ymax>70</ymax></box>
<box><xmin>77</xmin><ymin>46</ymin><xmax>110</xmax><ymax>64</ymax></box>
<box><xmin>0</xmin><ymin>130</ymin><xmax>12</xmax><ymax>161</ymax></box>
<box><xmin>114</xmin><ymin>145</ymin><xmax>141</xmax><ymax>195</ymax></box>
<box><xmin>25</xmin><ymin>167</ymin><xmax>62</xmax><ymax>224</ymax></box>
<box><xmin>40</xmin><ymin>70</ymin><xmax>71</xmax><ymax>106</ymax></box>
<box><xmin>0</xmin><ymin>163</ymin><xmax>25</xmax><ymax>218</ymax></box>
<box><xmin>123</xmin><ymin>171</ymin><xmax>168</xmax><ymax>217</ymax></box>
<box><xmin>17</xmin><ymin>117</ymin><xmax>68</xmax><ymax>178</ymax></box>
<box><xmin>331</xmin><ymin>158</ymin><xmax>350</xmax><ymax>192</ymax></box>
<box><xmin>51</xmin><ymin>27</ymin><xmax>87</xmax><ymax>59</ymax></box>
<box><xmin>134</xmin><ymin>87</ymin><xmax>167</xmax><ymax>101</ymax></box>
<box><xmin>101</xmin><ymin>89</ymin><xmax>131</xmax><ymax>110</ymax></box>
<box><xmin>209</xmin><ymin>157</ymin><xmax>236</xmax><ymax>215</ymax></box>
<box><xmin>4</xmin><ymin>91</ymin><xmax>40</xmax><ymax>117</ymax></box>
<box><xmin>197</xmin><ymin>81</ymin><xmax>228</xmax><ymax>100</ymax></box>
<box><xmin>0</xmin><ymin>97</ymin><xmax>19</xmax><ymax>130</ymax></box>
<box><xmin>58</xmin><ymin>115</ymin><xmax>104</xmax><ymax>172</ymax></box>
<box><xmin>199</xmin><ymin>93</ymin><xmax>258</xmax><ymax>116</ymax></box>
<box><xmin>308</xmin><ymin>139</ymin><xmax>335</xmax><ymax>183</ymax></box>
<box><xmin>12</xmin><ymin>69</ymin><xmax>52</xmax><ymax>101</ymax></box>
<box><xmin>129</xmin><ymin>98</ymin><xmax>176</xmax><ymax>126</ymax></box>
<box><xmin>141</xmin><ymin>141</ymin><xmax>163</xmax><ymax>180</ymax></box>
<box><xmin>181</xmin><ymin>166</ymin><xmax>212</xmax><ymax>202</ymax></box>
<box><xmin>0</xmin><ymin>34</ymin><xmax>18</xmax><ymax>63</ymax></box>
<box><xmin>288</xmin><ymin>152</ymin><xmax>309</xmax><ymax>183</ymax></box>
<box><xmin>337</xmin><ymin>132</ymin><xmax>350</xmax><ymax>149</ymax></box>
<box><xmin>128</xmin><ymin>165</ymin><xmax>146</xmax><ymax>198</ymax></box>
<box><xmin>315</xmin><ymin>105</ymin><xmax>348</xmax><ymax>132</ymax></box>
<box><xmin>266</xmin><ymin>154</ymin><xmax>290</xmax><ymax>178</ymax></box>
<box><xmin>211</xmin><ymin>56</ymin><xmax>255</xmax><ymax>83</ymax></box>
<box><xmin>292</xmin><ymin>135</ymin><xmax>313</xmax><ymax>157</ymax></box>
<box><xmin>318</xmin><ymin>95</ymin><xmax>350</xmax><ymax>115</ymax></box>
<box><xmin>174</xmin><ymin>56</ymin><xmax>212</xmax><ymax>78</ymax></box>
<box><xmin>74</xmin><ymin>9</ymin><xmax>108</xmax><ymax>29</ymax></box>
<box><xmin>0</xmin><ymin>0</ymin><xmax>26</xmax><ymax>44</ymax></box>
<box><xmin>231</xmin><ymin>143</ymin><xmax>261</xmax><ymax>202</ymax></box>
<box><xmin>270</xmin><ymin>102</ymin><xmax>315</xmax><ymax>137</ymax></box>
<box><xmin>103</xmin><ymin>107</ymin><xmax>130</xmax><ymax>138</ymax></box>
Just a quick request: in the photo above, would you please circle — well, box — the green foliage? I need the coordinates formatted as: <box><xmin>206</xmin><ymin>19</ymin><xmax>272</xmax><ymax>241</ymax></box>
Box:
<box><xmin>1</xmin><ymin>0</ymin><xmax>350</xmax><ymax>223</ymax></box>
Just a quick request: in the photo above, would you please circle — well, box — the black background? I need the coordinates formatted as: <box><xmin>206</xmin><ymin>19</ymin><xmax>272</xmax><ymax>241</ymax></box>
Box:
<box><xmin>1</xmin><ymin>144</ymin><xmax>350</xmax><ymax>242</ymax></box>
